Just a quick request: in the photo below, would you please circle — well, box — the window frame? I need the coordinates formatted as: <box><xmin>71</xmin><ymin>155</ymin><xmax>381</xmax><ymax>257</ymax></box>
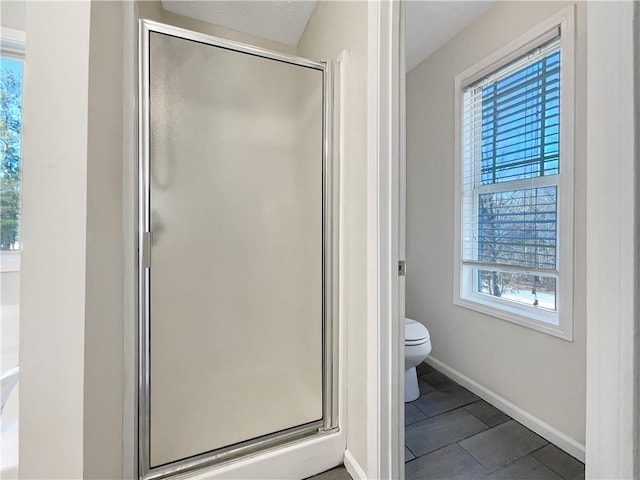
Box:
<box><xmin>453</xmin><ymin>6</ymin><xmax>575</xmax><ymax>341</ymax></box>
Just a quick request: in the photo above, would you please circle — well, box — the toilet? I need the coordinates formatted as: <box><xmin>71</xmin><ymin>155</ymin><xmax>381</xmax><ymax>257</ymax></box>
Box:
<box><xmin>405</xmin><ymin>318</ymin><xmax>431</xmax><ymax>402</ymax></box>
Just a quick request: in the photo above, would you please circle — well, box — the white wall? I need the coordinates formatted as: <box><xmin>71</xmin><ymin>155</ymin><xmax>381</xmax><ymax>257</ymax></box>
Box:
<box><xmin>19</xmin><ymin>1</ymin><xmax>91</xmax><ymax>477</ymax></box>
<box><xmin>1</xmin><ymin>271</ymin><xmax>20</xmax><ymax>306</ymax></box>
<box><xmin>83</xmin><ymin>1</ymin><xmax>126</xmax><ymax>478</ymax></box>
<box><xmin>297</xmin><ymin>2</ymin><xmax>370</xmax><ymax>471</ymax></box>
<box><xmin>0</xmin><ymin>1</ymin><xmax>25</xmax><ymax>31</ymax></box>
<box><xmin>162</xmin><ymin>9</ymin><xmax>296</xmax><ymax>55</ymax></box>
<box><xmin>406</xmin><ymin>0</ymin><xmax>587</xmax><ymax>448</ymax></box>
<box><xmin>19</xmin><ymin>2</ymin><xmax>128</xmax><ymax>477</ymax></box>
<box><xmin>135</xmin><ymin>1</ymin><xmax>295</xmax><ymax>55</ymax></box>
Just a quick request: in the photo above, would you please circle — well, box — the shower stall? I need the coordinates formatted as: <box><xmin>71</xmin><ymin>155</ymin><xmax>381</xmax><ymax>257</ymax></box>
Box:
<box><xmin>137</xmin><ymin>19</ymin><xmax>338</xmax><ymax>479</ymax></box>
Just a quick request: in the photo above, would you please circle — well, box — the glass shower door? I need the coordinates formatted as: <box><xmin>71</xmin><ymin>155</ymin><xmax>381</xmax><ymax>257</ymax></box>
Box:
<box><xmin>139</xmin><ymin>22</ymin><xmax>333</xmax><ymax>477</ymax></box>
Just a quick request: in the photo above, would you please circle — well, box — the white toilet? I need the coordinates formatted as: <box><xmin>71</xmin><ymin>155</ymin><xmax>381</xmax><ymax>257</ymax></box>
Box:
<box><xmin>405</xmin><ymin>318</ymin><xmax>431</xmax><ymax>402</ymax></box>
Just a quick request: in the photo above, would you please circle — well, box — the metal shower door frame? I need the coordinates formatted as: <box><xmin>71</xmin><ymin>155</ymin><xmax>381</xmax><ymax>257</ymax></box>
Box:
<box><xmin>137</xmin><ymin>19</ymin><xmax>339</xmax><ymax>480</ymax></box>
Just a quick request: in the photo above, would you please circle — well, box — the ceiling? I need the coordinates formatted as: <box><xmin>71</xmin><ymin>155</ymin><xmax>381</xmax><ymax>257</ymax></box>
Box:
<box><xmin>161</xmin><ymin>1</ymin><xmax>495</xmax><ymax>71</ymax></box>
<box><xmin>405</xmin><ymin>1</ymin><xmax>495</xmax><ymax>72</ymax></box>
<box><xmin>161</xmin><ymin>1</ymin><xmax>318</xmax><ymax>47</ymax></box>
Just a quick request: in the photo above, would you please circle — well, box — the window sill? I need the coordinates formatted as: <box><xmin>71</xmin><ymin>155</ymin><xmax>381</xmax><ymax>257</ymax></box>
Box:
<box><xmin>454</xmin><ymin>295</ymin><xmax>573</xmax><ymax>341</ymax></box>
<box><xmin>0</xmin><ymin>251</ymin><xmax>21</xmax><ymax>273</ymax></box>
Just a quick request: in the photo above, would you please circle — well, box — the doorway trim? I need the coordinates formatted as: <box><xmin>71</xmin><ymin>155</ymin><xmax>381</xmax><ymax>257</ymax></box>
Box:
<box><xmin>366</xmin><ymin>1</ymin><xmax>404</xmax><ymax>478</ymax></box>
<box><xmin>585</xmin><ymin>2</ymin><xmax>639</xmax><ymax>478</ymax></box>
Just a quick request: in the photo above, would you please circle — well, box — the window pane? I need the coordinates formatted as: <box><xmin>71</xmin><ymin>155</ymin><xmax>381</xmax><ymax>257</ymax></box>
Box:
<box><xmin>0</xmin><ymin>57</ymin><xmax>23</xmax><ymax>251</ymax></box>
<box><xmin>477</xmin><ymin>186</ymin><xmax>557</xmax><ymax>270</ymax></box>
<box><xmin>478</xmin><ymin>47</ymin><xmax>560</xmax><ymax>185</ymax></box>
<box><xmin>477</xmin><ymin>269</ymin><xmax>557</xmax><ymax>311</ymax></box>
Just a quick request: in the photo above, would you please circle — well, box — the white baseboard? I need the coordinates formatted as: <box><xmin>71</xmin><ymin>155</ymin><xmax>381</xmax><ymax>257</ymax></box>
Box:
<box><xmin>424</xmin><ymin>357</ymin><xmax>586</xmax><ymax>463</ymax></box>
<box><xmin>343</xmin><ymin>450</ymin><xmax>366</xmax><ymax>480</ymax></box>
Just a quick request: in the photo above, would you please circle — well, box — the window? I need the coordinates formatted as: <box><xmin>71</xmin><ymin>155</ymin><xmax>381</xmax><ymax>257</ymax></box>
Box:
<box><xmin>0</xmin><ymin>26</ymin><xmax>24</xmax><ymax>476</ymax></box>
<box><xmin>454</xmin><ymin>9</ymin><xmax>574</xmax><ymax>340</ymax></box>
<box><xmin>1</xmin><ymin>35</ymin><xmax>24</xmax><ymax>261</ymax></box>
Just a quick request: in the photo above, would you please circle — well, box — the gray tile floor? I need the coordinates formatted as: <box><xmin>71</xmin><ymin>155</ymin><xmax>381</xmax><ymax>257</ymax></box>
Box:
<box><xmin>405</xmin><ymin>363</ymin><xmax>585</xmax><ymax>480</ymax></box>
<box><xmin>307</xmin><ymin>465</ymin><xmax>352</xmax><ymax>480</ymax></box>
<box><xmin>310</xmin><ymin>363</ymin><xmax>584</xmax><ymax>479</ymax></box>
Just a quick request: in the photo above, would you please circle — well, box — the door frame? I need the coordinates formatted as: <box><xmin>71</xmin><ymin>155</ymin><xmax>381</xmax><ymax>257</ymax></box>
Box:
<box><xmin>366</xmin><ymin>1</ymin><xmax>404</xmax><ymax>479</ymax></box>
<box><xmin>584</xmin><ymin>2</ymin><xmax>639</xmax><ymax>478</ymax></box>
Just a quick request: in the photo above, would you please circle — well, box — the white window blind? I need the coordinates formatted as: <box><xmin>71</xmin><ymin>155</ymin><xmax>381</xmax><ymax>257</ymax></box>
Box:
<box><xmin>461</xmin><ymin>33</ymin><xmax>561</xmax><ymax>312</ymax></box>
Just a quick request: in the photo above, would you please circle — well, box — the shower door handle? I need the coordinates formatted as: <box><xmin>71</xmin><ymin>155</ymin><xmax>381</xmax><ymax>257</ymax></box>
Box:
<box><xmin>142</xmin><ymin>231</ymin><xmax>152</xmax><ymax>269</ymax></box>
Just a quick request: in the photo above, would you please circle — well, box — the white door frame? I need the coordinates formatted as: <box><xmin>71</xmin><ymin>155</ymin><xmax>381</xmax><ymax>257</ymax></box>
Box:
<box><xmin>585</xmin><ymin>2</ymin><xmax>639</xmax><ymax>478</ymax></box>
<box><xmin>366</xmin><ymin>1</ymin><xmax>404</xmax><ymax>479</ymax></box>
<box><xmin>373</xmin><ymin>2</ymin><xmax>639</xmax><ymax>480</ymax></box>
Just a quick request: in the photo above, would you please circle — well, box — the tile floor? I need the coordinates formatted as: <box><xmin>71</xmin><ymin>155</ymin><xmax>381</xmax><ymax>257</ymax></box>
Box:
<box><xmin>307</xmin><ymin>465</ymin><xmax>352</xmax><ymax>480</ymax></box>
<box><xmin>405</xmin><ymin>363</ymin><xmax>585</xmax><ymax>479</ymax></box>
<box><xmin>310</xmin><ymin>363</ymin><xmax>585</xmax><ymax>480</ymax></box>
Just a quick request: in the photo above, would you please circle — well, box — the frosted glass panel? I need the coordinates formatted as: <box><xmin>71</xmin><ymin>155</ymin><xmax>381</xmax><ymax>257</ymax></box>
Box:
<box><xmin>148</xmin><ymin>32</ymin><xmax>324</xmax><ymax>467</ymax></box>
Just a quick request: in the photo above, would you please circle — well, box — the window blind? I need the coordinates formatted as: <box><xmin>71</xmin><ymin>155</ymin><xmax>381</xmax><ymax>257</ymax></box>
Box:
<box><xmin>462</xmin><ymin>35</ymin><xmax>561</xmax><ymax>274</ymax></box>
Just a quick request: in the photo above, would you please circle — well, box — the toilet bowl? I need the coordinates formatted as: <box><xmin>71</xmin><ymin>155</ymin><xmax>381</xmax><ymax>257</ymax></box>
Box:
<box><xmin>405</xmin><ymin>318</ymin><xmax>431</xmax><ymax>402</ymax></box>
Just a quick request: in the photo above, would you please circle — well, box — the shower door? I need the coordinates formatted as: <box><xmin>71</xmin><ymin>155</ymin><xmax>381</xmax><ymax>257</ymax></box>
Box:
<box><xmin>138</xmin><ymin>20</ymin><xmax>337</xmax><ymax>479</ymax></box>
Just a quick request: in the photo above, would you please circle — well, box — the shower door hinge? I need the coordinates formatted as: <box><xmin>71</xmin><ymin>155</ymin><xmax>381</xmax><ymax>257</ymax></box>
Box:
<box><xmin>141</xmin><ymin>232</ymin><xmax>152</xmax><ymax>269</ymax></box>
<box><xmin>398</xmin><ymin>260</ymin><xmax>406</xmax><ymax>276</ymax></box>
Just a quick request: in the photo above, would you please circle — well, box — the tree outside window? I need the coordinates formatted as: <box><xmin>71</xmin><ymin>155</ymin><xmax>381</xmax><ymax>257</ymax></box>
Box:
<box><xmin>0</xmin><ymin>57</ymin><xmax>23</xmax><ymax>251</ymax></box>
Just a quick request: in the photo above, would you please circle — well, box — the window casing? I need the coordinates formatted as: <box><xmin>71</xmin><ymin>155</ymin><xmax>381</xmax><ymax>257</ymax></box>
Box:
<box><xmin>454</xmin><ymin>8</ymin><xmax>575</xmax><ymax>340</ymax></box>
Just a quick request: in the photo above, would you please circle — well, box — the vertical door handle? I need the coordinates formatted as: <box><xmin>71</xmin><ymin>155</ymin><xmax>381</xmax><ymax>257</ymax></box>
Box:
<box><xmin>142</xmin><ymin>232</ymin><xmax>152</xmax><ymax>269</ymax></box>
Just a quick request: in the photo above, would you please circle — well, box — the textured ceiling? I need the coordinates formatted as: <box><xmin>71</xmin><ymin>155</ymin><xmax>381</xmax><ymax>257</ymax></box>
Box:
<box><xmin>161</xmin><ymin>1</ymin><xmax>318</xmax><ymax>47</ymax></box>
<box><xmin>406</xmin><ymin>1</ymin><xmax>495</xmax><ymax>72</ymax></box>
